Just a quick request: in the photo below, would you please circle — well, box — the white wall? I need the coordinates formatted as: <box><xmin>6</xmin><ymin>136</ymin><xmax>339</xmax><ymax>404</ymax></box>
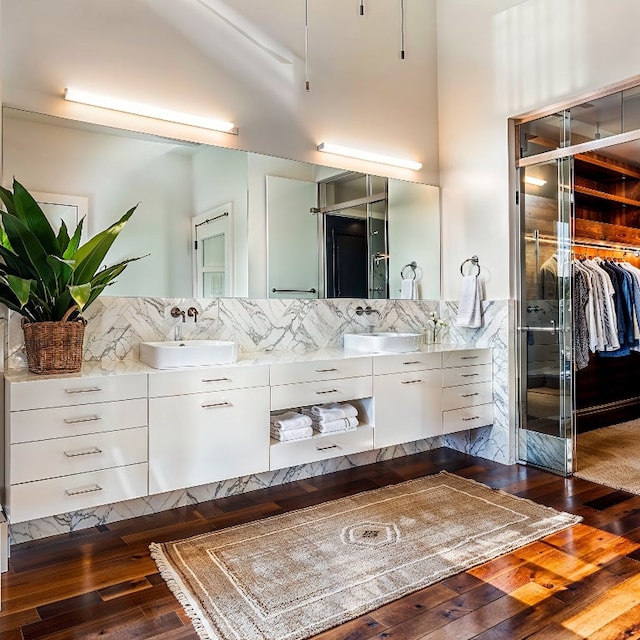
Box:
<box><xmin>437</xmin><ymin>0</ymin><xmax>640</xmax><ymax>300</ymax></box>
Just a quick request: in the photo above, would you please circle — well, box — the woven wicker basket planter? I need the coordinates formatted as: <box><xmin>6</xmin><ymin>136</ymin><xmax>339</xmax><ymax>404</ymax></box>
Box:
<box><xmin>22</xmin><ymin>312</ymin><xmax>87</xmax><ymax>375</ymax></box>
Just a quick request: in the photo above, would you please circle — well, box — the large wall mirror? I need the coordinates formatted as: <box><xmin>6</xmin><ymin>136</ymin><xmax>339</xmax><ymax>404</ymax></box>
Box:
<box><xmin>2</xmin><ymin>107</ymin><xmax>440</xmax><ymax>299</ymax></box>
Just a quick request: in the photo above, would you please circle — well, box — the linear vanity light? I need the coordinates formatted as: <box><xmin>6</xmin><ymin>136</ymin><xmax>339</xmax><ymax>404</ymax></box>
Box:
<box><xmin>316</xmin><ymin>142</ymin><xmax>422</xmax><ymax>171</ymax></box>
<box><xmin>64</xmin><ymin>88</ymin><xmax>238</xmax><ymax>134</ymax></box>
<box><xmin>524</xmin><ymin>175</ymin><xmax>547</xmax><ymax>186</ymax></box>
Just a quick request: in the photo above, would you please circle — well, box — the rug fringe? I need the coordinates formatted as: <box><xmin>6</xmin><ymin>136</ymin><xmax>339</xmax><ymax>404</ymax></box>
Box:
<box><xmin>149</xmin><ymin>542</ymin><xmax>218</xmax><ymax>640</ymax></box>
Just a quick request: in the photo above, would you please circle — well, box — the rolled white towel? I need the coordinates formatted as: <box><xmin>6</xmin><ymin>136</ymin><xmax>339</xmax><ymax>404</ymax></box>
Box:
<box><xmin>270</xmin><ymin>411</ymin><xmax>313</xmax><ymax>431</ymax></box>
<box><xmin>302</xmin><ymin>403</ymin><xmax>358</xmax><ymax>423</ymax></box>
<box><xmin>270</xmin><ymin>425</ymin><xmax>313</xmax><ymax>442</ymax></box>
<box><xmin>313</xmin><ymin>416</ymin><xmax>359</xmax><ymax>433</ymax></box>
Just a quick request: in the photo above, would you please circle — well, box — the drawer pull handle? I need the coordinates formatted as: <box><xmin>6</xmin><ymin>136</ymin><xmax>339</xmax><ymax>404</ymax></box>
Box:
<box><xmin>401</xmin><ymin>379</ymin><xmax>423</xmax><ymax>385</ymax></box>
<box><xmin>315</xmin><ymin>368</ymin><xmax>338</xmax><ymax>373</ymax></box>
<box><xmin>461</xmin><ymin>373</ymin><xmax>479</xmax><ymax>378</ymax></box>
<box><xmin>461</xmin><ymin>393</ymin><xmax>480</xmax><ymax>398</ymax></box>
<box><xmin>63</xmin><ymin>415</ymin><xmax>102</xmax><ymax>425</ymax></box>
<box><xmin>462</xmin><ymin>416</ymin><xmax>480</xmax><ymax>422</ymax></box>
<box><xmin>64</xmin><ymin>446</ymin><xmax>103</xmax><ymax>458</ymax></box>
<box><xmin>201</xmin><ymin>401</ymin><xmax>232</xmax><ymax>409</ymax></box>
<box><xmin>65</xmin><ymin>387</ymin><xmax>102</xmax><ymax>394</ymax></box>
<box><xmin>202</xmin><ymin>377</ymin><xmax>230</xmax><ymax>383</ymax></box>
<box><xmin>65</xmin><ymin>484</ymin><xmax>103</xmax><ymax>497</ymax></box>
<box><xmin>403</xmin><ymin>361</ymin><xmax>422</xmax><ymax>365</ymax></box>
<box><xmin>460</xmin><ymin>356</ymin><xmax>480</xmax><ymax>360</ymax></box>
<box><xmin>316</xmin><ymin>389</ymin><xmax>338</xmax><ymax>395</ymax></box>
<box><xmin>316</xmin><ymin>444</ymin><xmax>339</xmax><ymax>451</ymax></box>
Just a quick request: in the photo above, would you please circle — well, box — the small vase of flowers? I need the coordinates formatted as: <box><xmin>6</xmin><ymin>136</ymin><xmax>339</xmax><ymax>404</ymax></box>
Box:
<box><xmin>424</xmin><ymin>311</ymin><xmax>449</xmax><ymax>345</ymax></box>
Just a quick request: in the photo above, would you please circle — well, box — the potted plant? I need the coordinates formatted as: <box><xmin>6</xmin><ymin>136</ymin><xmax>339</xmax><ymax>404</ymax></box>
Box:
<box><xmin>0</xmin><ymin>178</ymin><xmax>143</xmax><ymax>374</ymax></box>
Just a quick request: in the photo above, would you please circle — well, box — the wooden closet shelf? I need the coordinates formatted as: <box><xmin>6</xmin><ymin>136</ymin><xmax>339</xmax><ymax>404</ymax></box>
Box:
<box><xmin>574</xmin><ymin>184</ymin><xmax>640</xmax><ymax>207</ymax></box>
<box><xmin>575</xmin><ymin>152</ymin><xmax>640</xmax><ymax>180</ymax></box>
<box><xmin>574</xmin><ymin>218</ymin><xmax>640</xmax><ymax>248</ymax></box>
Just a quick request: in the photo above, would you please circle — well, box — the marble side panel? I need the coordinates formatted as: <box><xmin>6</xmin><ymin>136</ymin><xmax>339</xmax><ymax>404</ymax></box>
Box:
<box><xmin>8</xmin><ymin>435</ymin><xmax>444</xmax><ymax>544</ymax></box>
<box><xmin>518</xmin><ymin>429</ymin><xmax>568</xmax><ymax>474</ymax></box>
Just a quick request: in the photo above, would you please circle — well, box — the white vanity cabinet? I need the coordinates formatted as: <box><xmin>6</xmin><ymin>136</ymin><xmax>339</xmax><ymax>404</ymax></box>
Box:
<box><xmin>442</xmin><ymin>348</ymin><xmax>494</xmax><ymax>434</ymax></box>
<box><xmin>269</xmin><ymin>357</ymin><xmax>374</xmax><ymax>470</ymax></box>
<box><xmin>148</xmin><ymin>365</ymin><xmax>270</xmax><ymax>493</ymax></box>
<box><xmin>372</xmin><ymin>352</ymin><xmax>443</xmax><ymax>448</ymax></box>
<box><xmin>5</xmin><ymin>373</ymin><xmax>148</xmax><ymax>523</ymax></box>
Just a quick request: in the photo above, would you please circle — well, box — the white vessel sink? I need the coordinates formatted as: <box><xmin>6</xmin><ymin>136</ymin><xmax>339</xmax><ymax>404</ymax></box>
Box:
<box><xmin>139</xmin><ymin>340</ymin><xmax>239</xmax><ymax>369</ymax></box>
<box><xmin>343</xmin><ymin>332</ymin><xmax>422</xmax><ymax>353</ymax></box>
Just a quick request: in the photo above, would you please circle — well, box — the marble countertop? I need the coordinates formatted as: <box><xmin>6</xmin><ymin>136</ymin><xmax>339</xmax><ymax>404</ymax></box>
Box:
<box><xmin>4</xmin><ymin>342</ymin><xmax>482</xmax><ymax>383</ymax></box>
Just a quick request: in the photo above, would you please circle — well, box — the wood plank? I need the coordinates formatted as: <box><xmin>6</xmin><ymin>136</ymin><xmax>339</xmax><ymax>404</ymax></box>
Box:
<box><xmin>576</xmin><ymin>152</ymin><xmax>640</xmax><ymax>180</ymax></box>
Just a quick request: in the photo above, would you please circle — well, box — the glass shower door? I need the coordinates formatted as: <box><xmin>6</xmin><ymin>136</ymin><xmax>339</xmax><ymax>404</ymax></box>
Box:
<box><xmin>517</xmin><ymin>157</ymin><xmax>574</xmax><ymax>475</ymax></box>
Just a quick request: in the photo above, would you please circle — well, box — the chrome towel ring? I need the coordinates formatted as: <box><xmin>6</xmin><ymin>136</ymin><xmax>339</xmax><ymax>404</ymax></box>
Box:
<box><xmin>460</xmin><ymin>255</ymin><xmax>481</xmax><ymax>276</ymax></box>
<box><xmin>401</xmin><ymin>261</ymin><xmax>418</xmax><ymax>279</ymax></box>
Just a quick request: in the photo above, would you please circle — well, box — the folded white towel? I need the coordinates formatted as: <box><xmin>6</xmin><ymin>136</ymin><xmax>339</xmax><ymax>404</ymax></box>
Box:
<box><xmin>313</xmin><ymin>416</ymin><xmax>359</xmax><ymax>433</ymax></box>
<box><xmin>269</xmin><ymin>411</ymin><xmax>313</xmax><ymax>431</ymax></box>
<box><xmin>302</xmin><ymin>403</ymin><xmax>358</xmax><ymax>423</ymax></box>
<box><xmin>270</xmin><ymin>425</ymin><xmax>313</xmax><ymax>442</ymax></box>
<box><xmin>400</xmin><ymin>278</ymin><xmax>417</xmax><ymax>300</ymax></box>
<box><xmin>456</xmin><ymin>275</ymin><xmax>483</xmax><ymax>328</ymax></box>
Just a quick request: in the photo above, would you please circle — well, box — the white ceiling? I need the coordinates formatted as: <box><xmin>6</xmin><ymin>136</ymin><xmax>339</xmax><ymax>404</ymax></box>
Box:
<box><xmin>1</xmin><ymin>0</ymin><xmax>440</xmax><ymax>183</ymax></box>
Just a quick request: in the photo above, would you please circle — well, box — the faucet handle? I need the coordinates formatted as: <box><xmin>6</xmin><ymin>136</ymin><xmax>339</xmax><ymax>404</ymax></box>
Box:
<box><xmin>170</xmin><ymin>307</ymin><xmax>186</xmax><ymax>322</ymax></box>
<box><xmin>187</xmin><ymin>307</ymin><xmax>199</xmax><ymax>323</ymax></box>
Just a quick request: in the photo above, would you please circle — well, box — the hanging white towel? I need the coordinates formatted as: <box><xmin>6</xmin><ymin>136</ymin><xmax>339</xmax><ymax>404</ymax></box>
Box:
<box><xmin>400</xmin><ymin>278</ymin><xmax>417</xmax><ymax>300</ymax></box>
<box><xmin>456</xmin><ymin>275</ymin><xmax>483</xmax><ymax>328</ymax></box>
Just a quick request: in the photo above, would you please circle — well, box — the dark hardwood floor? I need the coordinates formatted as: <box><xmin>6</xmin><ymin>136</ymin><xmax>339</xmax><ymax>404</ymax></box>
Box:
<box><xmin>3</xmin><ymin>447</ymin><xmax>640</xmax><ymax>639</ymax></box>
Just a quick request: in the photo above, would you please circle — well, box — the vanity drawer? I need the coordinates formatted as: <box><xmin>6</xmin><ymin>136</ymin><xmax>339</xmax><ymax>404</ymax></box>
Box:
<box><xmin>8</xmin><ymin>462</ymin><xmax>149</xmax><ymax>524</ymax></box>
<box><xmin>442</xmin><ymin>381</ymin><xmax>493</xmax><ymax>411</ymax></box>
<box><xmin>11</xmin><ymin>426</ymin><xmax>148</xmax><ymax>484</ymax></box>
<box><xmin>8</xmin><ymin>373</ymin><xmax>147</xmax><ymax>411</ymax></box>
<box><xmin>373</xmin><ymin>351</ymin><xmax>441</xmax><ymax>375</ymax></box>
<box><xmin>270</xmin><ymin>357</ymin><xmax>372</xmax><ymax>386</ymax></box>
<box><xmin>270</xmin><ymin>426</ymin><xmax>374</xmax><ymax>470</ymax></box>
<box><xmin>442</xmin><ymin>348</ymin><xmax>492</xmax><ymax>368</ymax></box>
<box><xmin>442</xmin><ymin>364</ymin><xmax>492</xmax><ymax>387</ymax></box>
<box><xmin>9</xmin><ymin>398</ymin><xmax>148</xmax><ymax>443</ymax></box>
<box><xmin>148</xmin><ymin>364</ymin><xmax>269</xmax><ymax>397</ymax></box>
<box><xmin>270</xmin><ymin>376</ymin><xmax>373</xmax><ymax>411</ymax></box>
<box><xmin>443</xmin><ymin>403</ymin><xmax>494</xmax><ymax>434</ymax></box>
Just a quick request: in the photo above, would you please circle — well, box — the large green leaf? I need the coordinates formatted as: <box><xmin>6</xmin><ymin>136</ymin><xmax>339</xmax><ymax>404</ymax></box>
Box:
<box><xmin>72</xmin><ymin>205</ymin><xmax>138</xmax><ymax>284</ymax></box>
<box><xmin>56</xmin><ymin>220</ymin><xmax>71</xmax><ymax>254</ymax></box>
<box><xmin>5</xmin><ymin>275</ymin><xmax>34</xmax><ymax>307</ymax></box>
<box><xmin>0</xmin><ymin>244</ymin><xmax>33</xmax><ymax>278</ymax></box>
<box><xmin>69</xmin><ymin>283</ymin><xmax>91</xmax><ymax>311</ymax></box>
<box><xmin>47</xmin><ymin>255</ymin><xmax>74</xmax><ymax>295</ymax></box>
<box><xmin>0</xmin><ymin>185</ymin><xmax>17</xmax><ymax>216</ymax></box>
<box><xmin>1</xmin><ymin>211</ymin><xmax>55</xmax><ymax>287</ymax></box>
<box><xmin>63</xmin><ymin>218</ymin><xmax>84</xmax><ymax>260</ymax></box>
<box><xmin>12</xmin><ymin>179</ymin><xmax>60</xmax><ymax>256</ymax></box>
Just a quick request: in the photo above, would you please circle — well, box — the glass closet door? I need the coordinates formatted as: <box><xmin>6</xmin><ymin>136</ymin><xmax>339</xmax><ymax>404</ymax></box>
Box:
<box><xmin>518</xmin><ymin>157</ymin><xmax>574</xmax><ymax>475</ymax></box>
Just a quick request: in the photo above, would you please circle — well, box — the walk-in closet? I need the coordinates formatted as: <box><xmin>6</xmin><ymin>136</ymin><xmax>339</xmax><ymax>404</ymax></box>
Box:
<box><xmin>516</xmin><ymin>82</ymin><xmax>640</xmax><ymax>488</ymax></box>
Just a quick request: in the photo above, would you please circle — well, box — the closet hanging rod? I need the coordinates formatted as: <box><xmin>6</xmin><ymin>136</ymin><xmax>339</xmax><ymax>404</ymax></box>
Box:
<box><xmin>525</xmin><ymin>233</ymin><xmax>640</xmax><ymax>254</ymax></box>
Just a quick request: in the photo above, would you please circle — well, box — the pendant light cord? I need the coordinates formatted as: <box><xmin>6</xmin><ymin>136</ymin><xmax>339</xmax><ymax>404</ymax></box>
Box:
<box><xmin>360</xmin><ymin>0</ymin><xmax>364</xmax><ymax>15</ymax></box>
<box><xmin>400</xmin><ymin>0</ymin><xmax>405</xmax><ymax>59</ymax></box>
<box><xmin>305</xmin><ymin>0</ymin><xmax>310</xmax><ymax>91</ymax></box>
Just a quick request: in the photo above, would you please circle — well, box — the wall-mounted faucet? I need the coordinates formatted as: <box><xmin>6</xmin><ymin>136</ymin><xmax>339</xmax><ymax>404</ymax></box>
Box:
<box><xmin>187</xmin><ymin>307</ymin><xmax>199</xmax><ymax>323</ymax></box>
<box><xmin>355</xmin><ymin>305</ymin><xmax>381</xmax><ymax>318</ymax></box>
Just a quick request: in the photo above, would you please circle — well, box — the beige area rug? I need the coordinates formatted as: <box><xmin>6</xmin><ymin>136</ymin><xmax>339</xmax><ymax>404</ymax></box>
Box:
<box><xmin>575</xmin><ymin>419</ymin><xmax>640</xmax><ymax>492</ymax></box>
<box><xmin>150</xmin><ymin>471</ymin><xmax>580</xmax><ymax>640</ymax></box>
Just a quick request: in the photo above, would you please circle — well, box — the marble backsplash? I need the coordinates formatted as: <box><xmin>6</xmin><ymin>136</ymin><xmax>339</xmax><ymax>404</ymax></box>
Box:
<box><xmin>5</xmin><ymin>295</ymin><xmax>513</xmax><ymax>542</ymax></box>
